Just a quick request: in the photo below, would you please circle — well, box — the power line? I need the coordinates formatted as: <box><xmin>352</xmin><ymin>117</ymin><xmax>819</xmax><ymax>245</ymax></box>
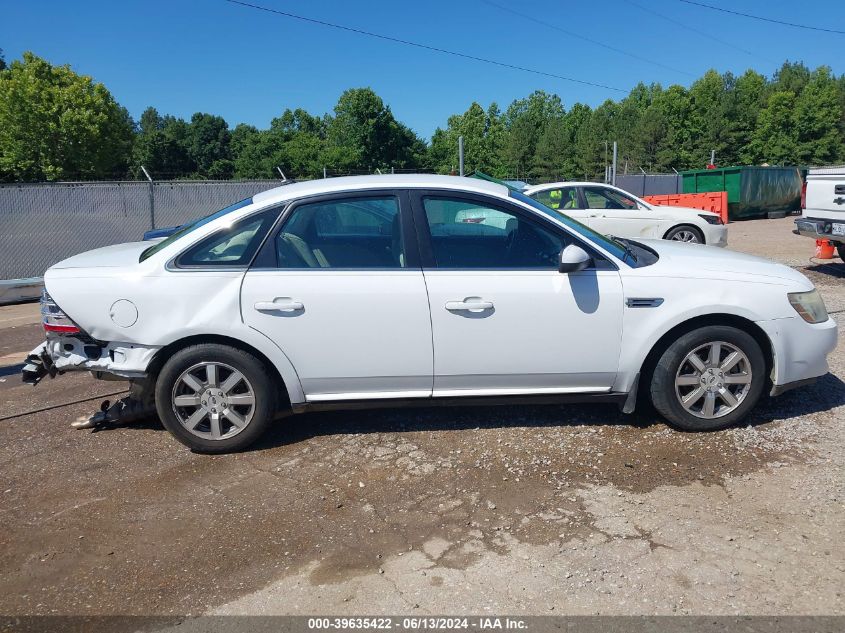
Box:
<box><xmin>623</xmin><ymin>0</ymin><xmax>766</xmax><ymax>61</ymax></box>
<box><xmin>224</xmin><ymin>0</ymin><xmax>627</xmax><ymax>92</ymax></box>
<box><xmin>481</xmin><ymin>0</ymin><xmax>694</xmax><ymax>77</ymax></box>
<box><xmin>677</xmin><ymin>0</ymin><xmax>845</xmax><ymax>35</ymax></box>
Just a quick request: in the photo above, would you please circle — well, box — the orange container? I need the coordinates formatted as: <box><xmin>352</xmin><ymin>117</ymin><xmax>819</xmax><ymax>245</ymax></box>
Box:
<box><xmin>815</xmin><ymin>239</ymin><xmax>835</xmax><ymax>259</ymax></box>
<box><xmin>643</xmin><ymin>191</ymin><xmax>728</xmax><ymax>224</ymax></box>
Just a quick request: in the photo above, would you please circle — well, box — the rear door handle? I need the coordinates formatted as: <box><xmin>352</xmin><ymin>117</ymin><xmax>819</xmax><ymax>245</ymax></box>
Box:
<box><xmin>254</xmin><ymin>299</ymin><xmax>304</xmax><ymax>312</ymax></box>
<box><xmin>445</xmin><ymin>299</ymin><xmax>494</xmax><ymax>311</ymax></box>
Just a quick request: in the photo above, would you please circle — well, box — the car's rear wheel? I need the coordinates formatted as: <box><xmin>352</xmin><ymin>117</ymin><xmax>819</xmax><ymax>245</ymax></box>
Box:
<box><xmin>837</xmin><ymin>243</ymin><xmax>845</xmax><ymax>261</ymax></box>
<box><xmin>155</xmin><ymin>344</ymin><xmax>276</xmax><ymax>453</ymax></box>
<box><xmin>649</xmin><ymin>326</ymin><xmax>765</xmax><ymax>431</ymax></box>
<box><xmin>665</xmin><ymin>225</ymin><xmax>704</xmax><ymax>244</ymax></box>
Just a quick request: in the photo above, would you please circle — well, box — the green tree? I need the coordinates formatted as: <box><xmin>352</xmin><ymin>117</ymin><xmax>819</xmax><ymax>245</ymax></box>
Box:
<box><xmin>728</xmin><ymin>70</ymin><xmax>767</xmax><ymax>166</ymax></box>
<box><xmin>532</xmin><ymin>116</ymin><xmax>571</xmax><ymax>181</ymax></box>
<box><xmin>687</xmin><ymin>70</ymin><xmax>731</xmax><ymax>169</ymax></box>
<box><xmin>0</xmin><ymin>49</ymin><xmax>6</xmax><ymax>72</ymax></box>
<box><xmin>428</xmin><ymin>101</ymin><xmax>504</xmax><ymax>175</ymax></box>
<box><xmin>325</xmin><ymin>88</ymin><xmax>424</xmax><ymax>172</ymax></box>
<box><xmin>274</xmin><ymin>108</ymin><xmax>328</xmax><ymax>178</ymax></box>
<box><xmin>503</xmin><ymin>91</ymin><xmax>565</xmax><ymax>178</ymax></box>
<box><xmin>130</xmin><ymin>107</ymin><xmax>194</xmax><ymax>178</ymax></box>
<box><xmin>230</xmin><ymin>123</ymin><xmax>270</xmax><ymax>179</ymax></box>
<box><xmin>773</xmin><ymin>61</ymin><xmax>811</xmax><ymax>96</ymax></box>
<box><xmin>747</xmin><ymin>91</ymin><xmax>797</xmax><ymax>164</ymax></box>
<box><xmin>186</xmin><ymin>112</ymin><xmax>232</xmax><ymax>179</ymax></box>
<box><xmin>793</xmin><ymin>67</ymin><xmax>844</xmax><ymax>164</ymax></box>
<box><xmin>0</xmin><ymin>51</ymin><xmax>133</xmax><ymax>181</ymax></box>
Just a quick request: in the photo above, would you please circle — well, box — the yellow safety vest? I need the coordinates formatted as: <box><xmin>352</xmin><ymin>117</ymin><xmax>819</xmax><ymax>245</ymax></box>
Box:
<box><xmin>549</xmin><ymin>189</ymin><xmax>562</xmax><ymax>209</ymax></box>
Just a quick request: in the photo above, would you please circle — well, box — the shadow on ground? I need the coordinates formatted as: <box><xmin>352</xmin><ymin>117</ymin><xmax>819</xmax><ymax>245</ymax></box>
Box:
<box><xmin>85</xmin><ymin>370</ymin><xmax>845</xmax><ymax>454</ymax></box>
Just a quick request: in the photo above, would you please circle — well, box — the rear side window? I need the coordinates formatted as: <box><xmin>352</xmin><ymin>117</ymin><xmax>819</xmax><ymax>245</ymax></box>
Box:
<box><xmin>176</xmin><ymin>209</ymin><xmax>278</xmax><ymax>267</ymax></box>
<box><xmin>140</xmin><ymin>197</ymin><xmax>253</xmax><ymax>262</ymax></box>
<box><xmin>530</xmin><ymin>187</ymin><xmax>580</xmax><ymax>210</ymax></box>
<box><xmin>275</xmin><ymin>196</ymin><xmax>405</xmax><ymax>269</ymax></box>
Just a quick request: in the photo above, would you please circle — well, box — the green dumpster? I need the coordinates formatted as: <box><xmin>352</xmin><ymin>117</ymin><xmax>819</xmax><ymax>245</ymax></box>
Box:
<box><xmin>681</xmin><ymin>166</ymin><xmax>802</xmax><ymax>220</ymax></box>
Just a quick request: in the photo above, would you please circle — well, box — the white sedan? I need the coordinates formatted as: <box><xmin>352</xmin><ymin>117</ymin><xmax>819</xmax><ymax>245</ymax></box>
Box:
<box><xmin>524</xmin><ymin>182</ymin><xmax>728</xmax><ymax>246</ymax></box>
<box><xmin>23</xmin><ymin>175</ymin><xmax>834</xmax><ymax>452</ymax></box>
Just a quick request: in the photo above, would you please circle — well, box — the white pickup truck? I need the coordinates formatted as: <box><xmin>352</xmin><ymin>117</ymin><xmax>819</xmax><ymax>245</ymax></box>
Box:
<box><xmin>794</xmin><ymin>166</ymin><xmax>845</xmax><ymax>260</ymax></box>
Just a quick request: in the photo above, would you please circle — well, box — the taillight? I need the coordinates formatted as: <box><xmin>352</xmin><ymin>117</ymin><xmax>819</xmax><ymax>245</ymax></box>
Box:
<box><xmin>40</xmin><ymin>290</ymin><xmax>81</xmax><ymax>335</ymax></box>
<box><xmin>800</xmin><ymin>181</ymin><xmax>807</xmax><ymax>209</ymax></box>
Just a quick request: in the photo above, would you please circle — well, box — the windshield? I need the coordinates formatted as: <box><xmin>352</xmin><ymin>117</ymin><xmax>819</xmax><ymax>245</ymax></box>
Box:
<box><xmin>509</xmin><ymin>190</ymin><xmax>629</xmax><ymax>262</ymax></box>
<box><xmin>139</xmin><ymin>197</ymin><xmax>254</xmax><ymax>262</ymax></box>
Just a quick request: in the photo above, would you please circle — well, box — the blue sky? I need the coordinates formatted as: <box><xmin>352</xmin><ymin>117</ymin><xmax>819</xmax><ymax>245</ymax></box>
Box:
<box><xmin>2</xmin><ymin>0</ymin><xmax>844</xmax><ymax>139</ymax></box>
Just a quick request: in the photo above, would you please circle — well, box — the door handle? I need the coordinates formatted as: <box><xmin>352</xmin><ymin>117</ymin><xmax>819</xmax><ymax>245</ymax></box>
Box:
<box><xmin>445</xmin><ymin>299</ymin><xmax>494</xmax><ymax>311</ymax></box>
<box><xmin>254</xmin><ymin>300</ymin><xmax>304</xmax><ymax>312</ymax></box>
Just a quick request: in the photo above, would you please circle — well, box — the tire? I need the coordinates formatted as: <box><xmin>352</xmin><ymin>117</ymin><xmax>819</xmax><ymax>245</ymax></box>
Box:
<box><xmin>837</xmin><ymin>243</ymin><xmax>845</xmax><ymax>262</ymax></box>
<box><xmin>664</xmin><ymin>225</ymin><xmax>704</xmax><ymax>244</ymax></box>
<box><xmin>154</xmin><ymin>344</ymin><xmax>277</xmax><ymax>453</ymax></box>
<box><xmin>649</xmin><ymin>326</ymin><xmax>765</xmax><ymax>431</ymax></box>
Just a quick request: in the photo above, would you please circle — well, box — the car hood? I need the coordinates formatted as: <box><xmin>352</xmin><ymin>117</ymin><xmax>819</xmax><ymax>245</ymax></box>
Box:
<box><xmin>633</xmin><ymin>239</ymin><xmax>812</xmax><ymax>287</ymax></box>
<box><xmin>49</xmin><ymin>241</ymin><xmax>151</xmax><ymax>269</ymax></box>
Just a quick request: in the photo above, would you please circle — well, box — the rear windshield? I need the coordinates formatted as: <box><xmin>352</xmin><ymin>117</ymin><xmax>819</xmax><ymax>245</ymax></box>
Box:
<box><xmin>139</xmin><ymin>198</ymin><xmax>254</xmax><ymax>262</ymax></box>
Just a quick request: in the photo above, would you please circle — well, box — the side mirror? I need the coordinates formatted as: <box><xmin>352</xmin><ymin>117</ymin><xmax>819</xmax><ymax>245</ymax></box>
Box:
<box><xmin>559</xmin><ymin>244</ymin><xmax>592</xmax><ymax>273</ymax></box>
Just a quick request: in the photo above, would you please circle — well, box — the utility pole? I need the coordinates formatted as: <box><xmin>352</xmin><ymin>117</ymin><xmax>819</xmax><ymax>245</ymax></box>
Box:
<box><xmin>604</xmin><ymin>141</ymin><xmax>608</xmax><ymax>183</ymax></box>
<box><xmin>611</xmin><ymin>142</ymin><xmax>618</xmax><ymax>186</ymax></box>
<box><xmin>710</xmin><ymin>149</ymin><xmax>716</xmax><ymax>167</ymax></box>
<box><xmin>458</xmin><ymin>136</ymin><xmax>465</xmax><ymax>177</ymax></box>
<box><xmin>140</xmin><ymin>165</ymin><xmax>155</xmax><ymax>230</ymax></box>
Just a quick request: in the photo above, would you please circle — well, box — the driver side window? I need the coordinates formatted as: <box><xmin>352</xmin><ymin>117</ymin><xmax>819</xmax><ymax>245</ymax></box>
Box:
<box><xmin>422</xmin><ymin>197</ymin><xmax>568</xmax><ymax>269</ymax></box>
<box><xmin>583</xmin><ymin>187</ymin><xmax>638</xmax><ymax>210</ymax></box>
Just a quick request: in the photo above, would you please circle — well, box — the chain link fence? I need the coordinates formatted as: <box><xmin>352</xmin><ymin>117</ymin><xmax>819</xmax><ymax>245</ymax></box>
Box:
<box><xmin>0</xmin><ymin>180</ymin><xmax>283</xmax><ymax>282</ymax></box>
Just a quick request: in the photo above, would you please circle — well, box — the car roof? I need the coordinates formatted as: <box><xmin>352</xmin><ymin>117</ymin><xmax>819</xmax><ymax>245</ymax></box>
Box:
<box><xmin>252</xmin><ymin>174</ymin><xmax>510</xmax><ymax>206</ymax></box>
<box><xmin>524</xmin><ymin>182</ymin><xmax>620</xmax><ymax>191</ymax></box>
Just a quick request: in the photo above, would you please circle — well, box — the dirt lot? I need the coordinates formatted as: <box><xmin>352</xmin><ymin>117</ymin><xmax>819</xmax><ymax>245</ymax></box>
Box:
<box><xmin>0</xmin><ymin>216</ymin><xmax>842</xmax><ymax>617</ymax></box>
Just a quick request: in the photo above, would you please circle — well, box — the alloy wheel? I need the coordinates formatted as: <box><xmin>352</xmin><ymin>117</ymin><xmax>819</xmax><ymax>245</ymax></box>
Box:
<box><xmin>670</xmin><ymin>230</ymin><xmax>700</xmax><ymax>243</ymax></box>
<box><xmin>674</xmin><ymin>341</ymin><xmax>752</xmax><ymax>419</ymax></box>
<box><xmin>171</xmin><ymin>362</ymin><xmax>256</xmax><ymax>440</ymax></box>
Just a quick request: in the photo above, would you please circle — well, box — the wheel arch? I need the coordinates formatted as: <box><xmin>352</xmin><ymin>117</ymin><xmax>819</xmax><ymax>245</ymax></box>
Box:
<box><xmin>637</xmin><ymin>313</ymin><xmax>774</xmax><ymax>397</ymax></box>
<box><xmin>663</xmin><ymin>223</ymin><xmax>706</xmax><ymax>244</ymax></box>
<box><xmin>147</xmin><ymin>334</ymin><xmax>295</xmax><ymax>411</ymax></box>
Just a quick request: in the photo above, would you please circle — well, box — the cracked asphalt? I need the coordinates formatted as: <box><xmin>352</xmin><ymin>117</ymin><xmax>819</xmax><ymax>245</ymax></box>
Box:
<box><xmin>0</xmin><ymin>216</ymin><xmax>842</xmax><ymax>618</ymax></box>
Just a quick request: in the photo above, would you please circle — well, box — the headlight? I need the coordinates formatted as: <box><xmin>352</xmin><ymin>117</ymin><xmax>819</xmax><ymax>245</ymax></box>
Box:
<box><xmin>788</xmin><ymin>289</ymin><xmax>829</xmax><ymax>324</ymax></box>
<box><xmin>698</xmin><ymin>214</ymin><xmax>723</xmax><ymax>225</ymax></box>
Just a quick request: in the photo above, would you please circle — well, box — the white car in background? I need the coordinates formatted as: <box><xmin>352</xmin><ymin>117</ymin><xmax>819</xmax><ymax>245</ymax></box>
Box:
<box><xmin>23</xmin><ymin>175</ymin><xmax>834</xmax><ymax>453</ymax></box>
<box><xmin>524</xmin><ymin>182</ymin><xmax>728</xmax><ymax>246</ymax></box>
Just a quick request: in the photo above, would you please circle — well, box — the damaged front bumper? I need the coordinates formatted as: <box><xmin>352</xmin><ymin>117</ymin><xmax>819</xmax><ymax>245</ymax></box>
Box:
<box><xmin>21</xmin><ymin>337</ymin><xmax>160</xmax><ymax>385</ymax></box>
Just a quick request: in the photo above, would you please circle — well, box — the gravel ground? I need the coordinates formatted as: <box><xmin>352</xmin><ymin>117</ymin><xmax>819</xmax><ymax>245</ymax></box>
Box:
<box><xmin>0</xmin><ymin>218</ymin><xmax>842</xmax><ymax>618</ymax></box>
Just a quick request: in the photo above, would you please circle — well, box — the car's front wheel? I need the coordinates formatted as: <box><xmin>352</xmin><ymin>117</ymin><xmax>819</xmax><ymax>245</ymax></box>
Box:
<box><xmin>665</xmin><ymin>225</ymin><xmax>704</xmax><ymax>244</ymax></box>
<box><xmin>649</xmin><ymin>326</ymin><xmax>766</xmax><ymax>431</ymax></box>
<box><xmin>155</xmin><ymin>344</ymin><xmax>277</xmax><ymax>453</ymax></box>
